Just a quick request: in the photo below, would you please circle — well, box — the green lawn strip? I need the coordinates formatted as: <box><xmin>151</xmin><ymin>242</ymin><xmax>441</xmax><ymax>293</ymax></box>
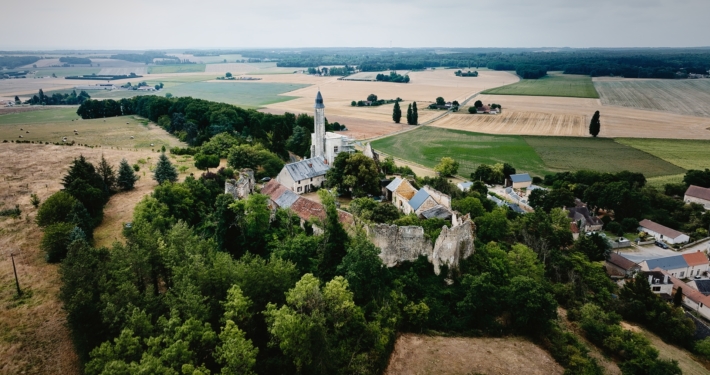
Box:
<box><xmin>0</xmin><ymin>107</ymin><xmax>80</xmax><ymax>125</ymax></box>
<box><xmin>615</xmin><ymin>138</ymin><xmax>710</xmax><ymax>170</ymax></box>
<box><xmin>371</xmin><ymin>127</ymin><xmax>549</xmax><ymax>177</ymax></box>
<box><xmin>523</xmin><ymin>136</ymin><xmax>685</xmax><ymax>178</ymax></box>
<box><xmin>646</xmin><ymin>174</ymin><xmax>685</xmax><ymax>190</ymax></box>
<box><xmin>482</xmin><ymin>72</ymin><xmax>599</xmax><ymax>99</ymax></box>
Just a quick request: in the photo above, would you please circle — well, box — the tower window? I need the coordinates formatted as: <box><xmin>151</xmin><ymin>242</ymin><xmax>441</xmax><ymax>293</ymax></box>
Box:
<box><xmin>334</xmin><ymin>146</ymin><xmax>339</xmax><ymax>153</ymax></box>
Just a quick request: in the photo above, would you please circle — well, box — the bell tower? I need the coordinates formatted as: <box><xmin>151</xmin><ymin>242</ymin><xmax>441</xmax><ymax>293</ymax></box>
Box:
<box><xmin>312</xmin><ymin>91</ymin><xmax>325</xmax><ymax>159</ymax></box>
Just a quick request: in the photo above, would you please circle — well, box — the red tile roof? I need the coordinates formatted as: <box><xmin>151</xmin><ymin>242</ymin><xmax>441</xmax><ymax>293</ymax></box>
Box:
<box><xmin>682</xmin><ymin>251</ymin><xmax>709</xmax><ymax>267</ymax></box>
<box><xmin>608</xmin><ymin>253</ymin><xmax>640</xmax><ymax>271</ymax></box>
<box><xmin>686</xmin><ymin>185</ymin><xmax>710</xmax><ymax>201</ymax></box>
<box><xmin>639</xmin><ymin>219</ymin><xmax>686</xmax><ymax>239</ymax></box>
<box><xmin>656</xmin><ymin>268</ymin><xmax>710</xmax><ymax>307</ymax></box>
<box><xmin>261</xmin><ymin>179</ymin><xmax>284</xmax><ymax>197</ymax></box>
<box><xmin>262</xmin><ymin>180</ymin><xmax>353</xmax><ymax>226</ymax></box>
<box><xmin>570</xmin><ymin>222</ymin><xmax>579</xmax><ymax>234</ymax></box>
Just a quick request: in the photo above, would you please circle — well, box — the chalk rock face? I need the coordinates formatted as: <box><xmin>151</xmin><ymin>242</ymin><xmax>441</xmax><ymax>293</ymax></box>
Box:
<box><xmin>370</xmin><ymin>224</ymin><xmax>432</xmax><ymax>267</ymax></box>
<box><xmin>432</xmin><ymin>220</ymin><xmax>475</xmax><ymax>275</ymax></box>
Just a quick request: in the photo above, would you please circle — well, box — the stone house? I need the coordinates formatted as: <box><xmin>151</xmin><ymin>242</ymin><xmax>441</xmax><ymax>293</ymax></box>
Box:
<box><xmin>567</xmin><ymin>202</ymin><xmax>603</xmax><ymax>232</ymax></box>
<box><xmin>261</xmin><ymin>179</ymin><xmax>353</xmax><ymax>226</ymax></box>
<box><xmin>507</xmin><ymin>173</ymin><xmax>532</xmax><ymax>189</ymax></box>
<box><xmin>605</xmin><ymin>252</ymin><xmax>641</xmax><ymax>277</ymax></box>
<box><xmin>685</xmin><ymin>185</ymin><xmax>710</xmax><ymax>210</ymax></box>
<box><xmin>387</xmin><ymin>178</ymin><xmax>418</xmax><ymax>214</ymax></box>
<box><xmin>638</xmin><ymin>252</ymin><xmax>709</xmax><ymax>279</ymax></box>
<box><xmin>276</xmin><ymin>156</ymin><xmax>329</xmax><ymax>194</ymax></box>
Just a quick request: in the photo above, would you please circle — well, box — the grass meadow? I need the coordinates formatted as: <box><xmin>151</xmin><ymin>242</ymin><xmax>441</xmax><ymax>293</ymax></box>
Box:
<box><xmin>615</xmin><ymin>138</ymin><xmax>710</xmax><ymax>170</ymax></box>
<box><xmin>371</xmin><ymin>126</ymin><xmax>687</xmax><ymax>178</ymax></box>
<box><xmin>482</xmin><ymin>72</ymin><xmax>599</xmax><ymax>98</ymax></box>
<box><xmin>147</xmin><ymin>64</ymin><xmax>207</xmax><ymax>74</ymax></box>
<box><xmin>0</xmin><ymin>107</ymin><xmax>80</xmax><ymax>124</ymax></box>
<box><xmin>164</xmin><ymin>81</ymin><xmax>310</xmax><ymax>108</ymax></box>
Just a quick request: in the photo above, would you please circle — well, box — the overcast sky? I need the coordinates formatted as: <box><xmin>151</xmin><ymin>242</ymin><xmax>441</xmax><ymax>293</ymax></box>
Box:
<box><xmin>1</xmin><ymin>0</ymin><xmax>708</xmax><ymax>50</ymax></box>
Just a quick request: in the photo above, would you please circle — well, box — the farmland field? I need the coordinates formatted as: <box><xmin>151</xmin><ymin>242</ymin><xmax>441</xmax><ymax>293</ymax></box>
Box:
<box><xmin>33</xmin><ymin>67</ymin><xmax>102</xmax><ymax>78</ymax></box>
<box><xmin>99</xmin><ymin>67</ymin><xmax>148</xmax><ymax>75</ymax></box>
<box><xmin>0</xmin><ymin>107</ymin><xmax>80</xmax><ymax>124</ymax></box>
<box><xmin>344</xmin><ymin>70</ymin><xmax>410</xmax><ymax>81</ymax></box>
<box><xmin>523</xmin><ymin>136</ymin><xmax>685</xmax><ymax>177</ymax></box>
<box><xmin>165</xmin><ymin>81</ymin><xmax>309</xmax><ymax>107</ymax></box>
<box><xmin>434</xmin><ymin>111</ymin><xmax>588</xmax><ymax>136</ymax></box>
<box><xmin>371</xmin><ymin>127</ymin><xmax>687</xmax><ymax>178</ymax></box>
<box><xmin>0</xmin><ymin>110</ymin><xmax>182</xmax><ymax>149</ymax></box>
<box><xmin>482</xmin><ymin>72</ymin><xmax>600</xmax><ymax>98</ymax></box>
<box><xmin>616</xmin><ymin>138</ymin><xmax>710</xmax><ymax>170</ymax></box>
<box><xmin>170</xmin><ymin>53</ymin><xmax>244</xmax><ymax>64</ymax></box>
<box><xmin>371</xmin><ymin>127</ymin><xmax>549</xmax><ymax>177</ymax></box>
<box><xmin>204</xmin><ymin>62</ymin><xmax>296</xmax><ymax>75</ymax></box>
<box><xmin>147</xmin><ymin>64</ymin><xmax>206</xmax><ymax>74</ymax></box>
<box><xmin>595</xmin><ymin>78</ymin><xmax>710</xmax><ymax>117</ymax></box>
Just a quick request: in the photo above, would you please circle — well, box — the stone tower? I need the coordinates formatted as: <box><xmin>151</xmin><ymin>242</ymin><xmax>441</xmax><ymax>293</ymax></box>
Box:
<box><xmin>312</xmin><ymin>91</ymin><xmax>325</xmax><ymax>159</ymax></box>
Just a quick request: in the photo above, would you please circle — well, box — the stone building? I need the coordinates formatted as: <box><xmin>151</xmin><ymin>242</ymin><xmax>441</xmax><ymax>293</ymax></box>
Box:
<box><xmin>224</xmin><ymin>169</ymin><xmax>255</xmax><ymax>199</ymax></box>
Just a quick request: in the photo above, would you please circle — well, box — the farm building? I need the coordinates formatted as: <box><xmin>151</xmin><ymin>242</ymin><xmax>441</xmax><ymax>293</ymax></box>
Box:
<box><xmin>684</xmin><ymin>185</ymin><xmax>710</xmax><ymax>210</ymax></box>
<box><xmin>387</xmin><ymin>179</ymin><xmax>453</xmax><ymax>219</ymax></box>
<box><xmin>137</xmin><ymin>86</ymin><xmax>156</xmax><ymax>91</ymax></box>
<box><xmin>262</xmin><ymin>179</ymin><xmax>353</xmax><ymax>226</ymax></box>
<box><xmin>605</xmin><ymin>252</ymin><xmax>641</xmax><ymax>278</ymax></box>
<box><xmin>638</xmin><ymin>219</ymin><xmax>690</xmax><ymax>244</ymax></box>
<box><xmin>275</xmin><ymin>156</ymin><xmax>329</xmax><ymax>194</ymax></box>
<box><xmin>310</xmin><ymin>91</ymin><xmax>355</xmax><ymax>164</ymax></box>
<box><xmin>566</xmin><ymin>202</ymin><xmax>603</xmax><ymax>232</ymax></box>
<box><xmin>387</xmin><ymin>178</ymin><xmax>418</xmax><ymax>214</ymax></box>
<box><xmin>507</xmin><ymin>173</ymin><xmax>532</xmax><ymax>189</ymax></box>
<box><xmin>638</xmin><ymin>251</ymin><xmax>709</xmax><ymax>278</ymax></box>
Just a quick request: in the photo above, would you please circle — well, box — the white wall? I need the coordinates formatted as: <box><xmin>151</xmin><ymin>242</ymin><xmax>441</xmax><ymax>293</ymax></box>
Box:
<box><xmin>685</xmin><ymin>195</ymin><xmax>710</xmax><ymax>210</ymax></box>
<box><xmin>642</xmin><ymin>227</ymin><xmax>690</xmax><ymax>244</ymax></box>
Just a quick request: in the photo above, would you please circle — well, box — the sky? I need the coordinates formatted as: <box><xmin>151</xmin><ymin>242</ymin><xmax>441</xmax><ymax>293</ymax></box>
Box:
<box><xmin>1</xmin><ymin>0</ymin><xmax>708</xmax><ymax>50</ymax></box>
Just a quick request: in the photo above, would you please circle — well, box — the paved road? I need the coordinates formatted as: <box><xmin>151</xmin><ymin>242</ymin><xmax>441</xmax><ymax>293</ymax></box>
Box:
<box><xmin>617</xmin><ymin>239</ymin><xmax>710</xmax><ymax>263</ymax></box>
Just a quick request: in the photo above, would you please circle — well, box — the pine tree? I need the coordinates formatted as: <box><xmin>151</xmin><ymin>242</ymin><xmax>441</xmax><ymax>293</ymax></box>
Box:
<box><xmin>392</xmin><ymin>101</ymin><xmax>402</xmax><ymax>123</ymax></box>
<box><xmin>153</xmin><ymin>153</ymin><xmax>178</xmax><ymax>184</ymax></box>
<box><xmin>589</xmin><ymin>110</ymin><xmax>601</xmax><ymax>137</ymax></box>
<box><xmin>117</xmin><ymin>158</ymin><xmax>139</xmax><ymax>191</ymax></box>
<box><xmin>39</xmin><ymin>89</ymin><xmax>45</xmax><ymax>104</ymax></box>
<box><xmin>406</xmin><ymin>104</ymin><xmax>413</xmax><ymax>125</ymax></box>
<box><xmin>412</xmin><ymin>102</ymin><xmax>418</xmax><ymax>125</ymax></box>
<box><xmin>97</xmin><ymin>154</ymin><xmax>117</xmax><ymax>193</ymax></box>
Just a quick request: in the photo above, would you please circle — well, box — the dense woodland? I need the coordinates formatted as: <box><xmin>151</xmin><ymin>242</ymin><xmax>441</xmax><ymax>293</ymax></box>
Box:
<box><xmin>59</xmin><ymin>56</ymin><xmax>92</xmax><ymax>64</ymax></box>
<box><xmin>235</xmin><ymin>48</ymin><xmax>710</xmax><ymax>78</ymax></box>
<box><xmin>50</xmin><ymin>96</ymin><xmax>710</xmax><ymax>374</ymax></box>
<box><xmin>25</xmin><ymin>89</ymin><xmax>91</xmax><ymax>105</ymax></box>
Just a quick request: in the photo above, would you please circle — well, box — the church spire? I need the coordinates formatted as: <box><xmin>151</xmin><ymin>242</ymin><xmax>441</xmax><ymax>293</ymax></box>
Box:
<box><xmin>312</xmin><ymin>91</ymin><xmax>326</xmax><ymax>159</ymax></box>
<box><xmin>314</xmin><ymin>90</ymin><xmax>325</xmax><ymax>109</ymax></box>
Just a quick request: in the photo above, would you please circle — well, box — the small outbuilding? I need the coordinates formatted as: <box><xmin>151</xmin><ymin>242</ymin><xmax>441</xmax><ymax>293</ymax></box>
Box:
<box><xmin>638</xmin><ymin>219</ymin><xmax>690</xmax><ymax>245</ymax></box>
<box><xmin>685</xmin><ymin>185</ymin><xmax>710</xmax><ymax>210</ymax></box>
<box><xmin>507</xmin><ymin>173</ymin><xmax>532</xmax><ymax>189</ymax></box>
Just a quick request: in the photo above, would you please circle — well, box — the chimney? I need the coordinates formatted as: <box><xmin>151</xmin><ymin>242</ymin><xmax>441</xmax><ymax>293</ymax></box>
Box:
<box><xmin>648</xmin><ymin>275</ymin><xmax>654</xmax><ymax>285</ymax></box>
<box><xmin>664</xmin><ymin>275</ymin><xmax>669</xmax><ymax>284</ymax></box>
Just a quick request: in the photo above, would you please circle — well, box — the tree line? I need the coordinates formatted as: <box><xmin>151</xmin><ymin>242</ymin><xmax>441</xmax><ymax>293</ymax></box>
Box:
<box><xmin>25</xmin><ymin>89</ymin><xmax>91</xmax><ymax>105</ymax></box>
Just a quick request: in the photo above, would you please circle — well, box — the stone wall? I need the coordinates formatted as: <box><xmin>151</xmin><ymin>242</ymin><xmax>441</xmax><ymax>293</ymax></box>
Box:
<box><xmin>369</xmin><ymin>218</ymin><xmax>476</xmax><ymax>275</ymax></box>
<box><xmin>225</xmin><ymin>169</ymin><xmax>255</xmax><ymax>199</ymax></box>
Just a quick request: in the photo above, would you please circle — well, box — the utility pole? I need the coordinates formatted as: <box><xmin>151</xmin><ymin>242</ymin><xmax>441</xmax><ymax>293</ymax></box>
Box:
<box><xmin>11</xmin><ymin>253</ymin><xmax>22</xmax><ymax>297</ymax></box>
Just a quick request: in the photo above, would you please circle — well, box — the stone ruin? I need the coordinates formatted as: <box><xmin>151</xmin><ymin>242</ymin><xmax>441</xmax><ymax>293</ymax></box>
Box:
<box><xmin>368</xmin><ymin>216</ymin><xmax>475</xmax><ymax>275</ymax></box>
<box><xmin>225</xmin><ymin>169</ymin><xmax>255</xmax><ymax>200</ymax></box>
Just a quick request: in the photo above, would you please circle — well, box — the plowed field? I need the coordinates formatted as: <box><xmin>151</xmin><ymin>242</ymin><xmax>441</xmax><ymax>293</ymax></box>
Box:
<box><xmin>595</xmin><ymin>78</ymin><xmax>710</xmax><ymax>117</ymax></box>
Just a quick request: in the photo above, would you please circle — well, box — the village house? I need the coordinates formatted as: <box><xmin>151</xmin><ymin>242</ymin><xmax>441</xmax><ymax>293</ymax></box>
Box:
<box><xmin>638</xmin><ymin>251</ymin><xmax>709</xmax><ymax>278</ymax></box>
<box><xmin>507</xmin><ymin>173</ymin><xmax>532</xmax><ymax>189</ymax></box>
<box><xmin>638</xmin><ymin>219</ymin><xmax>690</xmax><ymax>245</ymax></box>
<box><xmin>261</xmin><ymin>179</ymin><xmax>353</xmax><ymax>226</ymax></box>
<box><xmin>605</xmin><ymin>252</ymin><xmax>641</xmax><ymax>278</ymax></box>
<box><xmin>644</xmin><ymin>270</ymin><xmax>674</xmax><ymax>297</ymax></box>
<box><xmin>659</xmin><ymin>269</ymin><xmax>710</xmax><ymax>321</ymax></box>
<box><xmin>684</xmin><ymin>185</ymin><xmax>710</xmax><ymax>210</ymax></box>
<box><xmin>386</xmin><ymin>177</ymin><xmax>418</xmax><ymax>214</ymax></box>
<box><xmin>409</xmin><ymin>186</ymin><xmax>454</xmax><ymax>220</ymax></box>
<box><xmin>275</xmin><ymin>156</ymin><xmax>329</xmax><ymax>194</ymax></box>
<box><xmin>566</xmin><ymin>201</ymin><xmax>603</xmax><ymax>232</ymax></box>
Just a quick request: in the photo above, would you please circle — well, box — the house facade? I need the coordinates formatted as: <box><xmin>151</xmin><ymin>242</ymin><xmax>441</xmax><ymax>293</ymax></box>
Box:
<box><xmin>638</xmin><ymin>219</ymin><xmax>690</xmax><ymax>244</ymax></box>
<box><xmin>685</xmin><ymin>185</ymin><xmax>710</xmax><ymax>210</ymax></box>
<box><xmin>644</xmin><ymin>270</ymin><xmax>674</xmax><ymax>296</ymax></box>
<box><xmin>567</xmin><ymin>203</ymin><xmax>603</xmax><ymax>232</ymax></box>
<box><xmin>508</xmin><ymin>173</ymin><xmax>532</xmax><ymax>189</ymax></box>
<box><xmin>638</xmin><ymin>252</ymin><xmax>709</xmax><ymax>278</ymax></box>
<box><xmin>275</xmin><ymin>156</ymin><xmax>329</xmax><ymax>194</ymax></box>
<box><xmin>661</xmin><ymin>269</ymin><xmax>710</xmax><ymax>321</ymax></box>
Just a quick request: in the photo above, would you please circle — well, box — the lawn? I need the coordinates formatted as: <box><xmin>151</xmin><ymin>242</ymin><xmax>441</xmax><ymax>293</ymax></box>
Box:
<box><xmin>482</xmin><ymin>72</ymin><xmax>599</xmax><ymax>98</ymax></box>
<box><xmin>165</xmin><ymin>81</ymin><xmax>310</xmax><ymax>108</ymax></box>
<box><xmin>615</xmin><ymin>138</ymin><xmax>710</xmax><ymax>170</ymax></box>
<box><xmin>370</xmin><ymin>127</ymin><xmax>686</xmax><ymax>179</ymax></box>
<box><xmin>0</xmin><ymin>111</ymin><xmax>181</xmax><ymax>149</ymax></box>
<box><xmin>523</xmin><ymin>136</ymin><xmax>685</xmax><ymax>177</ymax></box>
<box><xmin>370</xmin><ymin>127</ymin><xmax>549</xmax><ymax>177</ymax></box>
<box><xmin>148</xmin><ymin>64</ymin><xmax>207</xmax><ymax>74</ymax></box>
<box><xmin>0</xmin><ymin>107</ymin><xmax>80</xmax><ymax>124</ymax></box>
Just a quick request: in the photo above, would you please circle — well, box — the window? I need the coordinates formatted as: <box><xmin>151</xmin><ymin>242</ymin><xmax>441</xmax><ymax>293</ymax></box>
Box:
<box><xmin>297</xmin><ymin>187</ymin><xmax>302</xmax><ymax>193</ymax></box>
<box><xmin>334</xmin><ymin>146</ymin><xmax>339</xmax><ymax>153</ymax></box>
<box><xmin>680</xmin><ymin>272</ymin><xmax>685</xmax><ymax>277</ymax></box>
<box><xmin>652</xmin><ymin>286</ymin><xmax>661</xmax><ymax>292</ymax></box>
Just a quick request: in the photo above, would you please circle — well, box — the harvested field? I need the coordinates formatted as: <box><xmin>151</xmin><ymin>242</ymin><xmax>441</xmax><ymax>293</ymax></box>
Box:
<box><xmin>384</xmin><ymin>334</ymin><xmax>563</xmax><ymax>375</ymax></box>
<box><xmin>616</xmin><ymin>138</ymin><xmax>710</xmax><ymax>170</ymax></box>
<box><xmin>371</xmin><ymin>127</ymin><xmax>549</xmax><ymax>177</ymax></box>
<box><xmin>435</xmin><ymin>111</ymin><xmax>587</xmax><ymax>136</ymax></box>
<box><xmin>205</xmin><ymin>62</ymin><xmax>296</xmax><ymax>75</ymax></box>
<box><xmin>524</xmin><ymin>136</ymin><xmax>685</xmax><ymax>177</ymax></box>
<box><xmin>148</xmin><ymin>64</ymin><xmax>206</xmax><ymax>74</ymax></box>
<box><xmin>99</xmin><ymin>67</ymin><xmax>147</xmax><ymax>75</ymax></box>
<box><xmin>344</xmin><ymin>70</ymin><xmax>410</xmax><ymax>81</ymax></box>
<box><xmin>263</xmin><ymin>70</ymin><xmax>519</xmax><ymax>139</ymax></box>
<box><xmin>172</xmin><ymin>53</ymin><xmax>244</xmax><ymax>64</ymax></box>
<box><xmin>166</xmin><ymin>81</ymin><xmax>309</xmax><ymax>108</ymax></box>
<box><xmin>435</xmin><ymin>94</ymin><xmax>710</xmax><ymax>140</ymax></box>
<box><xmin>595</xmin><ymin>78</ymin><xmax>710</xmax><ymax>117</ymax></box>
<box><xmin>483</xmin><ymin>72</ymin><xmax>599</xmax><ymax>98</ymax></box>
<box><xmin>33</xmin><ymin>67</ymin><xmax>102</xmax><ymax>78</ymax></box>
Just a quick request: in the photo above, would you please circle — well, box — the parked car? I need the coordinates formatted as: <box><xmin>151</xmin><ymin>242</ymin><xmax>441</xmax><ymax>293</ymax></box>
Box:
<box><xmin>260</xmin><ymin>177</ymin><xmax>271</xmax><ymax>182</ymax></box>
<box><xmin>655</xmin><ymin>241</ymin><xmax>669</xmax><ymax>249</ymax></box>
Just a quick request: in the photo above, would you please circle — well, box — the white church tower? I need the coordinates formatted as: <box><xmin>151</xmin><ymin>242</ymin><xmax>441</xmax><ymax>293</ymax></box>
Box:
<box><xmin>311</xmin><ymin>91</ymin><xmax>326</xmax><ymax>159</ymax></box>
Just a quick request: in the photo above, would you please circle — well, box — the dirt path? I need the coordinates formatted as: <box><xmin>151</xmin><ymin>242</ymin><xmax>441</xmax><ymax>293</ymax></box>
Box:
<box><xmin>385</xmin><ymin>333</ymin><xmax>564</xmax><ymax>375</ymax></box>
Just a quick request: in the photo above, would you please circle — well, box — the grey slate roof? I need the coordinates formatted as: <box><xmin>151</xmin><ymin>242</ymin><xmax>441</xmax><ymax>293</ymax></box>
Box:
<box><xmin>408</xmin><ymin>189</ymin><xmax>430</xmax><ymax>211</ymax></box>
<box><xmin>284</xmin><ymin>156</ymin><xmax>329</xmax><ymax>181</ymax></box>
<box><xmin>458</xmin><ymin>181</ymin><xmax>473</xmax><ymax>191</ymax></box>
<box><xmin>314</xmin><ymin>91</ymin><xmax>325</xmax><ymax>109</ymax></box>
<box><xmin>488</xmin><ymin>195</ymin><xmax>505</xmax><ymax>207</ymax></box>
<box><xmin>510</xmin><ymin>173</ymin><xmax>532</xmax><ymax>183</ymax></box>
<box><xmin>645</xmin><ymin>255</ymin><xmax>688</xmax><ymax>271</ymax></box>
<box><xmin>694</xmin><ymin>280</ymin><xmax>710</xmax><ymax>295</ymax></box>
<box><xmin>420</xmin><ymin>205</ymin><xmax>452</xmax><ymax>220</ymax></box>
<box><xmin>508</xmin><ymin>203</ymin><xmax>526</xmax><ymax>214</ymax></box>
<box><xmin>385</xmin><ymin>177</ymin><xmax>403</xmax><ymax>192</ymax></box>
<box><xmin>274</xmin><ymin>189</ymin><xmax>300</xmax><ymax>209</ymax></box>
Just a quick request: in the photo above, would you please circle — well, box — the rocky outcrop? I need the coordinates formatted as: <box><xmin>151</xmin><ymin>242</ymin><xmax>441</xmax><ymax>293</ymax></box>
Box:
<box><xmin>369</xmin><ymin>218</ymin><xmax>476</xmax><ymax>275</ymax></box>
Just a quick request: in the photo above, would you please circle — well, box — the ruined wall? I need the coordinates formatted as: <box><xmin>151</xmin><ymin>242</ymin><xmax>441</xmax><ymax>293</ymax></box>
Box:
<box><xmin>225</xmin><ymin>169</ymin><xmax>255</xmax><ymax>199</ymax></box>
<box><xmin>422</xmin><ymin>185</ymin><xmax>451</xmax><ymax>209</ymax></box>
<box><xmin>369</xmin><ymin>225</ymin><xmax>432</xmax><ymax>267</ymax></box>
<box><xmin>432</xmin><ymin>220</ymin><xmax>475</xmax><ymax>275</ymax></box>
<box><xmin>370</xmin><ymin>218</ymin><xmax>475</xmax><ymax>274</ymax></box>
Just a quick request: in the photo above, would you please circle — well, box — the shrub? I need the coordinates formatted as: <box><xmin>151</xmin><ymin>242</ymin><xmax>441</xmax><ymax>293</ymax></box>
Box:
<box><xmin>30</xmin><ymin>193</ymin><xmax>41</xmax><ymax>208</ymax></box>
<box><xmin>468</xmin><ymin>106</ymin><xmax>477</xmax><ymax>114</ymax></box>
<box><xmin>0</xmin><ymin>205</ymin><xmax>21</xmax><ymax>218</ymax></box>
<box><xmin>132</xmin><ymin>164</ymin><xmax>140</xmax><ymax>172</ymax></box>
<box><xmin>36</xmin><ymin>191</ymin><xmax>78</xmax><ymax>227</ymax></box>
<box><xmin>41</xmin><ymin>222</ymin><xmax>75</xmax><ymax>262</ymax></box>
<box><xmin>605</xmin><ymin>221</ymin><xmax>624</xmax><ymax>236</ymax></box>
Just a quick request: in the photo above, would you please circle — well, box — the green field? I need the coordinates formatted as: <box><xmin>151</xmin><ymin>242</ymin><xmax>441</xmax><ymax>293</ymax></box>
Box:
<box><xmin>482</xmin><ymin>72</ymin><xmax>599</xmax><ymax>98</ymax></box>
<box><xmin>0</xmin><ymin>109</ymin><xmax>181</xmax><ymax>149</ymax></box>
<box><xmin>371</xmin><ymin>127</ymin><xmax>549</xmax><ymax>177</ymax></box>
<box><xmin>148</xmin><ymin>64</ymin><xmax>207</xmax><ymax>74</ymax></box>
<box><xmin>165</xmin><ymin>81</ymin><xmax>309</xmax><ymax>108</ymax></box>
<box><xmin>524</xmin><ymin>136</ymin><xmax>685</xmax><ymax>177</ymax></box>
<box><xmin>192</xmin><ymin>54</ymin><xmax>244</xmax><ymax>64</ymax></box>
<box><xmin>371</xmin><ymin>127</ymin><xmax>686</xmax><ymax>178</ymax></box>
<box><xmin>32</xmin><ymin>67</ymin><xmax>102</xmax><ymax>77</ymax></box>
<box><xmin>615</xmin><ymin>138</ymin><xmax>710</xmax><ymax>170</ymax></box>
<box><xmin>0</xmin><ymin>107</ymin><xmax>80</xmax><ymax>124</ymax></box>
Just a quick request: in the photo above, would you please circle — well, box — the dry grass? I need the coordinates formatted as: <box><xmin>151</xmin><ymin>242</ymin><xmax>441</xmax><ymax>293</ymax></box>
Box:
<box><xmin>261</xmin><ymin>70</ymin><xmax>518</xmax><ymax>139</ymax></box>
<box><xmin>433</xmin><ymin>94</ymin><xmax>710</xmax><ymax>139</ymax></box>
<box><xmin>595</xmin><ymin>78</ymin><xmax>710</xmax><ymax>118</ymax></box>
<box><xmin>384</xmin><ymin>333</ymin><xmax>564</xmax><ymax>375</ymax></box>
